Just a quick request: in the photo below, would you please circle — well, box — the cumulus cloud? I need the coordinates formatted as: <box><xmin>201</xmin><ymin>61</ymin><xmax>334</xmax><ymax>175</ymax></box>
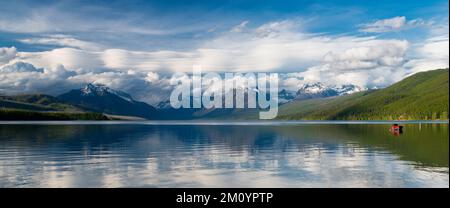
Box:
<box><xmin>359</xmin><ymin>16</ymin><xmax>430</xmax><ymax>33</ymax></box>
<box><xmin>196</xmin><ymin>20</ymin><xmax>387</xmax><ymax>72</ymax></box>
<box><xmin>0</xmin><ymin>61</ymin><xmax>44</xmax><ymax>73</ymax></box>
<box><xmin>416</xmin><ymin>36</ymin><xmax>449</xmax><ymax>60</ymax></box>
<box><xmin>1</xmin><ymin>14</ymin><xmax>448</xmax><ymax>104</ymax></box>
<box><xmin>0</xmin><ymin>60</ymin><xmax>171</xmax><ymax>105</ymax></box>
<box><xmin>0</xmin><ymin>47</ymin><xmax>17</xmax><ymax>65</ymax></box>
<box><xmin>45</xmin><ymin>64</ymin><xmax>76</xmax><ymax>79</ymax></box>
<box><xmin>405</xmin><ymin>35</ymin><xmax>449</xmax><ymax>73</ymax></box>
<box><xmin>9</xmin><ymin>19</ymin><xmax>406</xmax><ymax>75</ymax></box>
<box><xmin>5</xmin><ymin>18</ymin><xmax>435</xmax><ymax>92</ymax></box>
<box><xmin>145</xmin><ymin>72</ymin><xmax>160</xmax><ymax>83</ymax></box>
<box><xmin>17</xmin><ymin>48</ymin><xmax>104</xmax><ymax>73</ymax></box>
<box><xmin>402</xmin><ymin>17</ymin><xmax>449</xmax><ymax>74</ymax></box>
<box><xmin>0</xmin><ymin>61</ymin><xmax>77</xmax><ymax>95</ymax></box>
<box><xmin>322</xmin><ymin>40</ymin><xmax>408</xmax><ymax>70</ymax></box>
<box><xmin>298</xmin><ymin>40</ymin><xmax>409</xmax><ymax>87</ymax></box>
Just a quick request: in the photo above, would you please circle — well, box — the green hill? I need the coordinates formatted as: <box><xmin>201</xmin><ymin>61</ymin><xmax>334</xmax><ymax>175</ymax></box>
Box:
<box><xmin>0</xmin><ymin>108</ymin><xmax>107</xmax><ymax>120</ymax></box>
<box><xmin>1</xmin><ymin>69</ymin><xmax>448</xmax><ymax>121</ymax></box>
<box><xmin>0</xmin><ymin>94</ymin><xmax>106</xmax><ymax>120</ymax></box>
<box><xmin>278</xmin><ymin>69</ymin><xmax>449</xmax><ymax>120</ymax></box>
<box><xmin>0</xmin><ymin>94</ymin><xmax>84</xmax><ymax>112</ymax></box>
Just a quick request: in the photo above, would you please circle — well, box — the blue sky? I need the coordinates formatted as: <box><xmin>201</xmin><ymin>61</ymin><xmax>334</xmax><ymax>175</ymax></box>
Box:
<box><xmin>0</xmin><ymin>0</ymin><xmax>448</xmax><ymax>103</ymax></box>
<box><xmin>0</xmin><ymin>0</ymin><xmax>448</xmax><ymax>51</ymax></box>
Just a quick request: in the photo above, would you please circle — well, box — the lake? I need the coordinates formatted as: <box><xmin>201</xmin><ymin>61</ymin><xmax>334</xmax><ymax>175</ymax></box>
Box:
<box><xmin>0</xmin><ymin>121</ymin><xmax>448</xmax><ymax>187</ymax></box>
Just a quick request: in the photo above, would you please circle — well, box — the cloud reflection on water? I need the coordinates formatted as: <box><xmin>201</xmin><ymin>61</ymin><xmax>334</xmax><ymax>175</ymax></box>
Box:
<box><xmin>0</xmin><ymin>124</ymin><xmax>448</xmax><ymax>187</ymax></box>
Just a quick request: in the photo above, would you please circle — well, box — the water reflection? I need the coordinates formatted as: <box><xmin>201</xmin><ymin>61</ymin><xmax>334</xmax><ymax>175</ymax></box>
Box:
<box><xmin>0</xmin><ymin>123</ymin><xmax>448</xmax><ymax>187</ymax></box>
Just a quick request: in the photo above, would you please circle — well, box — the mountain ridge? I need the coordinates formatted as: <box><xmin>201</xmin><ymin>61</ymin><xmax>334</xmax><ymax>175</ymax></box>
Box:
<box><xmin>277</xmin><ymin>68</ymin><xmax>449</xmax><ymax>120</ymax></box>
<box><xmin>57</xmin><ymin>83</ymin><xmax>158</xmax><ymax>119</ymax></box>
<box><xmin>1</xmin><ymin>69</ymin><xmax>448</xmax><ymax>121</ymax></box>
<box><xmin>295</xmin><ymin>83</ymin><xmax>365</xmax><ymax>100</ymax></box>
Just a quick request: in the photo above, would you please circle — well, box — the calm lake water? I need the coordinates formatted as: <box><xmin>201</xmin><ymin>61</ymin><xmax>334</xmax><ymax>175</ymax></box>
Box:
<box><xmin>0</xmin><ymin>122</ymin><xmax>448</xmax><ymax>187</ymax></box>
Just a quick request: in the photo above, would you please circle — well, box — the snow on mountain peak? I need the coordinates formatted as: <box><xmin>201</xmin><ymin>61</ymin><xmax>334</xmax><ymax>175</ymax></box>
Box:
<box><xmin>81</xmin><ymin>83</ymin><xmax>134</xmax><ymax>102</ymax></box>
<box><xmin>297</xmin><ymin>83</ymin><xmax>327</xmax><ymax>94</ymax></box>
<box><xmin>333</xmin><ymin>84</ymin><xmax>365</xmax><ymax>95</ymax></box>
<box><xmin>293</xmin><ymin>82</ymin><xmax>366</xmax><ymax>101</ymax></box>
<box><xmin>82</xmin><ymin>83</ymin><xmax>107</xmax><ymax>95</ymax></box>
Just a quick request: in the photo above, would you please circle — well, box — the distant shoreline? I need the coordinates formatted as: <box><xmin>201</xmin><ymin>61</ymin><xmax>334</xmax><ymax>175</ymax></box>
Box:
<box><xmin>0</xmin><ymin>120</ymin><xmax>448</xmax><ymax>125</ymax></box>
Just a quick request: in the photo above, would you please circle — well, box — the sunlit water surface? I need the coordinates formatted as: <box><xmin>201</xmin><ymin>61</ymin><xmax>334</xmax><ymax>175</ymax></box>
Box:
<box><xmin>0</xmin><ymin>122</ymin><xmax>448</xmax><ymax>187</ymax></box>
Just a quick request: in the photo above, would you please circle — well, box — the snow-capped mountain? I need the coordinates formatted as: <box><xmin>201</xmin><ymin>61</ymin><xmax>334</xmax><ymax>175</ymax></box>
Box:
<box><xmin>58</xmin><ymin>83</ymin><xmax>157</xmax><ymax>118</ymax></box>
<box><xmin>333</xmin><ymin>84</ymin><xmax>366</xmax><ymax>95</ymax></box>
<box><xmin>80</xmin><ymin>83</ymin><xmax>134</xmax><ymax>102</ymax></box>
<box><xmin>155</xmin><ymin>83</ymin><xmax>365</xmax><ymax>108</ymax></box>
<box><xmin>278</xmin><ymin>89</ymin><xmax>296</xmax><ymax>104</ymax></box>
<box><xmin>295</xmin><ymin>82</ymin><xmax>365</xmax><ymax>100</ymax></box>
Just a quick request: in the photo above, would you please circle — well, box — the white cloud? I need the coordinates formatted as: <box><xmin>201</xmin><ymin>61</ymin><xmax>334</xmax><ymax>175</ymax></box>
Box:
<box><xmin>0</xmin><ymin>60</ymin><xmax>171</xmax><ymax>105</ymax></box>
<box><xmin>0</xmin><ymin>5</ymin><xmax>209</xmax><ymax>36</ymax></box>
<box><xmin>8</xmin><ymin>19</ymin><xmax>426</xmax><ymax>79</ymax></box>
<box><xmin>17</xmin><ymin>48</ymin><xmax>104</xmax><ymax>73</ymax></box>
<box><xmin>322</xmin><ymin>40</ymin><xmax>409</xmax><ymax>70</ymax></box>
<box><xmin>0</xmin><ymin>61</ymin><xmax>78</xmax><ymax>95</ymax></box>
<box><xmin>8</xmin><ymin>19</ymin><xmax>366</xmax><ymax>74</ymax></box>
<box><xmin>298</xmin><ymin>40</ymin><xmax>409</xmax><ymax>87</ymax></box>
<box><xmin>0</xmin><ymin>47</ymin><xmax>17</xmax><ymax>65</ymax></box>
<box><xmin>145</xmin><ymin>72</ymin><xmax>160</xmax><ymax>83</ymax></box>
<box><xmin>359</xmin><ymin>16</ymin><xmax>430</xmax><ymax>33</ymax></box>
<box><xmin>1</xmin><ymin>16</ymin><xmax>448</xmax><ymax>102</ymax></box>
<box><xmin>416</xmin><ymin>36</ymin><xmax>449</xmax><ymax>60</ymax></box>
<box><xmin>254</xmin><ymin>20</ymin><xmax>300</xmax><ymax>38</ymax></box>
<box><xmin>100</xmin><ymin>49</ymin><xmax>196</xmax><ymax>71</ymax></box>
<box><xmin>195</xmin><ymin>20</ymin><xmax>384</xmax><ymax>72</ymax></box>
<box><xmin>0</xmin><ymin>61</ymin><xmax>44</xmax><ymax>73</ymax></box>
<box><xmin>230</xmin><ymin>21</ymin><xmax>249</xmax><ymax>33</ymax></box>
<box><xmin>282</xmin><ymin>79</ymin><xmax>303</xmax><ymax>91</ymax></box>
<box><xmin>3</xmin><ymin>19</ymin><xmax>418</xmax><ymax>90</ymax></box>
<box><xmin>403</xmin><ymin>17</ymin><xmax>449</xmax><ymax>74</ymax></box>
<box><xmin>18</xmin><ymin>34</ymin><xmax>103</xmax><ymax>51</ymax></box>
<box><xmin>405</xmin><ymin>35</ymin><xmax>449</xmax><ymax>73</ymax></box>
<box><xmin>45</xmin><ymin>64</ymin><xmax>76</xmax><ymax>79</ymax></box>
<box><xmin>0</xmin><ymin>12</ymin><xmax>53</xmax><ymax>33</ymax></box>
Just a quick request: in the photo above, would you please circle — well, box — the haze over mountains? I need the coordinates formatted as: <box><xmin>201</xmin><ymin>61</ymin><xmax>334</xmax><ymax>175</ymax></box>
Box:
<box><xmin>156</xmin><ymin>82</ymin><xmax>364</xmax><ymax>107</ymax></box>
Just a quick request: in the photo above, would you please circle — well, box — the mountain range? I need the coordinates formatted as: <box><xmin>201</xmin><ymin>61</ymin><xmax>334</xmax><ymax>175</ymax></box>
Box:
<box><xmin>277</xmin><ymin>68</ymin><xmax>449</xmax><ymax>120</ymax></box>
<box><xmin>0</xmin><ymin>68</ymin><xmax>448</xmax><ymax>120</ymax></box>
<box><xmin>0</xmin><ymin>83</ymin><xmax>157</xmax><ymax>120</ymax></box>
<box><xmin>295</xmin><ymin>83</ymin><xmax>365</xmax><ymax>100</ymax></box>
<box><xmin>0</xmin><ymin>93</ymin><xmax>106</xmax><ymax>120</ymax></box>
<box><xmin>57</xmin><ymin>83</ymin><xmax>157</xmax><ymax>119</ymax></box>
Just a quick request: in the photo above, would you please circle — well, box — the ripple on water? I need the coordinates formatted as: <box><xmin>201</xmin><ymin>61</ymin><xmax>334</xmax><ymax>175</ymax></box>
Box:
<box><xmin>0</xmin><ymin>123</ymin><xmax>448</xmax><ymax>187</ymax></box>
